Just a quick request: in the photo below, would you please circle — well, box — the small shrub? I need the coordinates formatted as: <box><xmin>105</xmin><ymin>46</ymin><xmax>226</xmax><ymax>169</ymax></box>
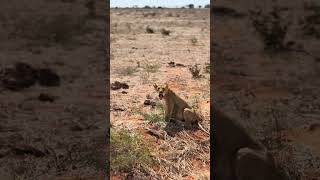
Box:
<box><xmin>249</xmin><ymin>6</ymin><xmax>290</xmax><ymax>52</ymax></box>
<box><xmin>117</xmin><ymin>66</ymin><xmax>138</xmax><ymax>76</ymax></box>
<box><xmin>110</xmin><ymin>129</ymin><xmax>154</xmax><ymax>172</ymax></box>
<box><xmin>146</xmin><ymin>26</ymin><xmax>155</xmax><ymax>33</ymax></box>
<box><xmin>143</xmin><ymin>64</ymin><xmax>161</xmax><ymax>73</ymax></box>
<box><xmin>189</xmin><ymin>64</ymin><xmax>203</xmax><ymax>79</ymax></box>
<box><xmin>191</xmin><ymin>37</ymin><xmax>198</xmax><ymax>45</ymax></box>
<box><xmin>161</xmin><ymin>28</ymin><xmax>171</xmax><ymax>36</ymax></box>
<box><xmin>167</xmin><ymin>12</ymin><xmax>173</xmax><ymax>17</ymax></box>
<box><xmin>139</xmin><ymin>103</ymin><xmax>165</xmax><ymax>124</ymax></box>
<box><xmin>140</xmin><ymin>111</ymin><xmax>164</xmax><ymax>123</ymax></box>
<box><xmin>300</xmin><ymin>3</ymin><xmax>320</xmax><ymax>39</ymax></box>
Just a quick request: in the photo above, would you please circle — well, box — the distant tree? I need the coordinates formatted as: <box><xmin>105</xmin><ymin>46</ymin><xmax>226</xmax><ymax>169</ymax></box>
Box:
<box><xmin>158</xmin><ymin>6</ymin><xmax>162</xmax><ymax>9</ymax></box>
<box><xmin>204</xmin><ymin>4</ymin><xmax>210</xmax><ymax>8</ymax></box>
<box><xmin>198</xmin><ymin>5</ymin><xmax>202</xmax><ymax>8</ymax></box>
<box><xmin>181</xmin><ymin>6</ymin><xmax>185</xmax><ymax>9</ymax></box>
<box><xmin>188</xmin><ymin>4</ymin><xmax>194</xmax><ymax>8</ymax></box>
<box><xmin>144</xmin><ymin>5</ymin><xmax>151</xmax><ymax>9</ymax></box>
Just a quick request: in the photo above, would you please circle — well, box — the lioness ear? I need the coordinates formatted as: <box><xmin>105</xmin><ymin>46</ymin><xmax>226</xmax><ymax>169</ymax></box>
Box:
<box><xmin>165</xmin><ymin>83</ymin><xmax>169</xmax><ymax>89</ymax></box>
<box><xmin>153</xmin><ymin>84</ymin><xmax>158</xmax><ymax>90</ymax></box>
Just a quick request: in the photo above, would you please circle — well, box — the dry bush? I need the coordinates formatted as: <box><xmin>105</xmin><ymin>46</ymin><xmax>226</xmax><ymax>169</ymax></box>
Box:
<box><xmin>300</xmin><ymin>3</ymin><xmax>320</xmax><ymax>39</ymax></box>
<box><xmin>116</xmin><ymin>66</ymin><xmax>139</xmax><ymax>76</ymax></box>
<box><xmin>249</xmin><ymin>6</ymin><xmax>291</xmax><ymax>52</ymax></box>
<box><xmin>110</xmin><ymin>129</ymin><xmax>154</xmax><ymax>172</ymax></box>
<box><xmin>139</xmin><ymin>103</ymin><xmax>165</xmax><ymax>124</ymax></box>
<box><xmin>189</xmin><ymin>64</ymin><xmax>203</xmax><ymax>79</ymax></box>
<box><xmin>143</xmin><ymin>64</ymin><xmax>161</xmax><ymax>73</ymax></box>
<box><xmin>191</xmin><ymin>37</ymin><xmax>198</xmax><ymax>45</ymax></box>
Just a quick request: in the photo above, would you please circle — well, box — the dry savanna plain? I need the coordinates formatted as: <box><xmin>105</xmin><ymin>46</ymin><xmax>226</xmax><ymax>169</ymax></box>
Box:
<box><xmin>110</xmin><ymin>8</ymin><xmax>210</xmax><ymax>179</ymax></box>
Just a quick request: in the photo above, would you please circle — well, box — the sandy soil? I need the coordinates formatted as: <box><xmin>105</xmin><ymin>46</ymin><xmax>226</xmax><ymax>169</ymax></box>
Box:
<box><xmin>110</xmin><ymin>8</ymin><xmax>210</xmax><ymax>179</ymax></box>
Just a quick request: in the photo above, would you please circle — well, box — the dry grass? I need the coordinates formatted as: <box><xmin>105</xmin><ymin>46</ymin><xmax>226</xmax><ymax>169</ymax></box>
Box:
<box><xmin>110</xmin><ymin>129</ymin><xmax>154</xmax><ymax>172</ymax></box>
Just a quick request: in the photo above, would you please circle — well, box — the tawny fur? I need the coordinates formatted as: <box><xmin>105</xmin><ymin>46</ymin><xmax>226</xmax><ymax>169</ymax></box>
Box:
<box><xmin>153</xmin><ymin>83</ymin><xmax>209</xmax><ymax>134</ymax></box>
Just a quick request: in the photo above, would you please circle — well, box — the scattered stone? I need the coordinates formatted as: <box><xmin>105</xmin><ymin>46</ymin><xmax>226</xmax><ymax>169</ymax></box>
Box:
<box><xmin>144</xmin><ymin>99</ymin><xmax>156</xmax><ymax>107</ymax></box>
<box><xmin>1</xmin><ymin>62</ymin><xmax>37</xmax><ymax>91</ymax></box>
<box><xmin>38</xmin><ymin>93</ymin><xmax>56</xmax><ymax>102</ymax></box>
<box><xmin>37</xmin><ymin>68</ymin><xmax>60</xmax><ymax>87</ymax></box>
<box><xmin>168</xmin><ymin>61</ymin><xmax>185</xmax><ymax>67</ymax></box>
<box><xmin>121</xmin><ymin>91</ymin><xmax>128</xmax><ymax>94</ymax></box>
<box><xmin>168</xmin><ymin>61</ymin><xmax>175</xmax><ymax>67</ymax></box>
<box><xmin>176</xmin><ymin>63</ymin><xmax>186</xmax><ymax>67</ymax></box>
<box><xmin>112</xmin><ymin>105</ymin><xmax>126</xmax><ymax>111</ymax></box>
<box><xmin>111</xmin><ymin>81</ymin><xmax>129</xmax><ymax>90</ymax></box>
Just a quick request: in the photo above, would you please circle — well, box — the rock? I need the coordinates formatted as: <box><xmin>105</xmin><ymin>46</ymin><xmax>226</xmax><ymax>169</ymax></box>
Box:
<box><xmin>1</xmin><ymin>62</ymin><xmax>37</xmax><ymax>91</ymax></box>
<box><xmin>168</xmin><ymin>61</ymin><xmax>175</xmax><ymax>67</ymax></box>
<box><xmin>111</xmin><ymin>81</ymin><xmax>129</xmax><ymax>90</ymax></box>
<box><xmin>176</xmin><ymin>63</ymin><xmax>186</xmax><ymax>67</ymax></box>
<box><xmin>38</xmin><ymin>93</ymin><xmax>56</xmax><ymax>102</ymax></box>
<box><xmin>37</xmin><ymin>68</ymin><xmax>60</xmax><ymax>86</ymax></box>
<box><xmin>144</xmin><ymin>99</ymin><xmax>156</xmax><ymax>107</ymax></box>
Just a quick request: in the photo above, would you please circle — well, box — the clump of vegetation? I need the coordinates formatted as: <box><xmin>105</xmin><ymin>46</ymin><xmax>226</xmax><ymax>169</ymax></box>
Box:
<box><xmin>110</xmin><ymin>129</ymin><xmax>154</xmax><ymax>172</ymax></box>
<box><xmin>146</xmin><ymin>26</ymin><xmax>155</xmax><ymax>33</ymax></box>
<box><xmin>143</xmin><ymin>12</ymin><xmax>157</xmax><ymax>17</ymax></box>
<box><xmin>191</xmin><ymin>37</ymin><xmax>198</xmax><ymax>45</ymax></box>
<box><xmin>139</xmin><ymin>103</ymin><xmax>165</xmax><ymax>124</ymax></box>
<box><xmin>143</xmin><ymin>64</ymin><xmax>161</xmax><ymax>73</ymax></box>
<box><xmin>140</xmin><ymin>111</ymin><xmax>164</xmax><ymax>123</ymax></box>
<box><xmin>161</xmin><ymin>28</ymin><xmax>171</xmax><ymax>36</ymax></box>
<box><xmin>189</xmin><ymin>64</ymin><xmax>203</xmax><ymax>79</ymax></box>
<box><xmin>300</xmin><ymin>3</ymin><xmax>320</xmax><ymax>39</ymax></box>
<box><xmin>167</xmin><ymin>12</ymin><xmax>173</xmax><ymax>17</ymax></box>
<box><xmin>117</xmin><ymin>66</ymin><xmax>138</xmax><ymax>76</ymax></box>
<box><xmin>249</xmin><ymin>6</ymin><xmax>291</xmax><ymax>52</ymax></box>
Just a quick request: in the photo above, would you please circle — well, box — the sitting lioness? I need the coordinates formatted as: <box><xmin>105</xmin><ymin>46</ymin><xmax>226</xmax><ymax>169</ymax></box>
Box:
<box><xmin>153</xmin><ymin>83</ymin><xmax>209</xmax><ymax>134</ymax></box>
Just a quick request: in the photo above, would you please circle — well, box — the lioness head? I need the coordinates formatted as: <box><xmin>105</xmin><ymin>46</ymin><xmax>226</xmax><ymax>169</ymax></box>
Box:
<box><xmin>153</xmin><ymin>83</ymin><xmax>169</xmax><ymax>100</ymax></box>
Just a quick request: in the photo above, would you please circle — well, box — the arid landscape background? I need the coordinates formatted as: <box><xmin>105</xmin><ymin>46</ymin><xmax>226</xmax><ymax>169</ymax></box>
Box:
<box><xmin>110</xmin><ymin>8</ymin><xmax>210</xmax><ymax>179</ymax></box>
<box><xmin>213</xmin><ymin>0</ymin><xmax>320</xmax><ymax>179</ymax></box>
